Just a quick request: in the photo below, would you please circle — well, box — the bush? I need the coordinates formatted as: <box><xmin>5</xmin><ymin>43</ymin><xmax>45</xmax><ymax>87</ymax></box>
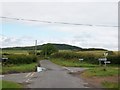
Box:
<box><xmin>5</xmin><ymin>54</ymin><xmax>37</xmax><ymax>65</ymax></box>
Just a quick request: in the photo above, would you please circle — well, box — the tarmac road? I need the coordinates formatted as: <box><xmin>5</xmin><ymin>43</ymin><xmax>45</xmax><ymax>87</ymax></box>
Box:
<box><xmin>3</xmin><ymin>60</ymin><xmax>89</xmax><ymax>88</ymax></box>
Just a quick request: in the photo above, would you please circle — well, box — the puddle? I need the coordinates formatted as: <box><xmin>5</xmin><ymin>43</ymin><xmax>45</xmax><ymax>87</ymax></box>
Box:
<box><xmin>37</xmin><ymin>67</ymin><xmax>46</xmax><ymax>72</ymax></box>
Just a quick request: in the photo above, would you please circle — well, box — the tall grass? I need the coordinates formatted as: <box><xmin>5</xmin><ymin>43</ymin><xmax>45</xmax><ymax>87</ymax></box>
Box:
<box><xmin>1</xmin><ymin>63</ymin><xmax>37</xmax><ymax>74</ymax></box>
<box><xmin>0</xmin><ymin>80</ymin><xmax>23</xmax><ymax>89</ymax></box>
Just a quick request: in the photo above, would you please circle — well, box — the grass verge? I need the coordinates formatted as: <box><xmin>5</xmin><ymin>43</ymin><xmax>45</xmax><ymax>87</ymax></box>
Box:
<box><xmin>102</xmin><ymin>81</ymin><xmax>119</xmax><ymax>89</ymax></box>
<box><xmin>81</xmin><ymin>67</ymin><xmax>118</xmax><ymax>77</ymax></box>
<box><xmin>0</xmin><ymin>80</ymin><xmax>23</xmax><ymax>89</ymax></box>
<box><xmin>81</xmin><ymin>67</ymin><xmax>118</xmax><ymax>88</ymax></box>
<box><xmin>1</xmin><ymin>63</ymin><xmax>37</xmax><ymax>74</ymax></box>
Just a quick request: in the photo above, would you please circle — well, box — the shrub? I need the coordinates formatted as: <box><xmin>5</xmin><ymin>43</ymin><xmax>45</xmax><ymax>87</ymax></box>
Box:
<box><xmin>5</xmin><ymin>54</ymin><xmax>37</xmax><ymax>65</ymax></box>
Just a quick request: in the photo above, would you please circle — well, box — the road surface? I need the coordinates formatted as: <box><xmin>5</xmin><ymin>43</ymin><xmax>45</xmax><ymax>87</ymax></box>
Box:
<box><xmin>3</xmin><ymin>60</ymin><xmax>90</xmax><ymax>88</ymax></box>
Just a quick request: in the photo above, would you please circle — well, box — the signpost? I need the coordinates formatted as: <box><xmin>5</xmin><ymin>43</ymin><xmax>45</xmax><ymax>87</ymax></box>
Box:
<box><xmin>79</xmin><ymin>59</ymin><xmax>84</xmax><ymax>61</ymax></box>
<box><xmin>79</xmin><ymin>58</ymin><xmax>84</xmax><ymax>63</ymax></box>
<box><xmin>98</xmin><ymin>52</ymin><xmax>110</xmax><ymax>71</ymax></box>
<box><xmin>98</xmin><ymin>58</ymin><xmax>107</xmax><ymax>66</ymax></box>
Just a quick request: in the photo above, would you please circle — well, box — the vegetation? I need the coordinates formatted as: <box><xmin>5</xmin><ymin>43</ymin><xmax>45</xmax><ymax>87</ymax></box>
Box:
<box><xmin>102</xmin><ymin>81</ymin><xmax>119</xmax><ymax>89</ymax></box>
<box><xmin>1</xmin><ymin>63</ymin><xmax>37</xmax><ymax>74</ymax></box>
<box><xmin>2</xmin><ymin>43</ymin><xmax>107</xmax><ymax>51</ymax></box>
<box><xmin>0</xmin><ymin>80</ymin><xmax>23</xmax><ymax>89</ymax></box>
<box><xmin>51</xmin><ymin>58</ymin><xmax>98</xmax><ymax>67</ymax></box>
<box><xmin>41</xmin><ymin>43</ymin><xmax>58</xmax><ymax>57</ymax></box>
<box><xmin>3</xmin><ymin>54</ymin><xmax>37</xmax><ymax>65</ymax></box>
<box><xmin>51</xmin><ymin>51</ymin><xmax>119</xmax><ymax>64</ymax></box>
<box><xmin>81</xmin><ymin>67</ymin><xmax>118</xmax><ymax>77</ymax></box>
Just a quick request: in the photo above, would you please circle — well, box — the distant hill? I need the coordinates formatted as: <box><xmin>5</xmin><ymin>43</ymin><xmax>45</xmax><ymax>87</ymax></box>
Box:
<box><xmin>2</xmin><ymin>43</ymin><xmax>107</xmax><ymax>51</ymax></box>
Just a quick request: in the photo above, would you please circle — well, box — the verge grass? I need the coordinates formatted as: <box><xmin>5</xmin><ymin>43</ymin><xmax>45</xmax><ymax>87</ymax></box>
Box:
<box><xmin>102</xmin><ymin>81</ymin><xmax>119</xmax><ymax>89</ymax></box>
<box><xmin>81</xmin><ymin>67</ymin><xmax>118</xmax><ymax>77</ymax></box>
<box><xmin>1</xmin><ymin>63</ymin><xmax>37</xmax><ymax>74</ymax></box>
<box><xmin>0</xmin><ymin>80</ymin><xmax>23</xmax><ymax>89</ymax></box>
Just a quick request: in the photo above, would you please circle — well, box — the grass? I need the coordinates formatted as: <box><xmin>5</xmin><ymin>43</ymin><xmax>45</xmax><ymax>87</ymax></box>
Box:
<box><xmin>0</xmin><ymin>80</ymin><xmax>23</xmax><ymax>89</ymax></box>
<box><xmin>102</xmin><ymin>81</ymin><xmax>119</xmax><ymax>89</ymax></box>
<box><xmin>1</xmin><ymin>63</ymin><xmax>37</xmax><ymax>74</ymax></box>
<box><xmin>0</xmin><ymin>80</ymin><xmax>23</xmax><ymax>90</ymax></box>
<box><xmin>81</xmin><ymin>67</ymin><xmax>118</xmax><ymax>77</ymax></box>
<box><xmin>50</xmin><ymin>58</ymin><xmax>98</xmax><ymax>67</ymax></box>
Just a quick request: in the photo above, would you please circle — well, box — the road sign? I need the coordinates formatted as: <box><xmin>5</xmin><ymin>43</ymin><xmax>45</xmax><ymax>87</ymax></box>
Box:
<box><xmin>98</xmin><ymin>58</ymin><xmax>107</xmax><ymax>61</ymax></box>
<box><xmin>79</xmin><ymin>59</ymin><xmax>84</xmax><ymax>61</ymax></box>
<box><xmin>104</xmin><ymin>61</ymin><xmax>111</xmax><ymax>64</ymax></box>
<box><xmin>104</xmin><ymin>52</ymin><xmax>108</xmax><ymax>57</ymax></box>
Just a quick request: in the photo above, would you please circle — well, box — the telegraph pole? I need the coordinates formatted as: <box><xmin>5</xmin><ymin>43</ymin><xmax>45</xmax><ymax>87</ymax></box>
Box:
<box><xmin>35</xmin><ymin>40</ymin><xmax>37</xmax><ymax>55</ymax></box>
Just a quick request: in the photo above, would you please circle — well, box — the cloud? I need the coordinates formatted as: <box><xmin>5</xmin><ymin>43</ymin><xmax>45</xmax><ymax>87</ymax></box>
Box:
<box><xmin>0</xmin><ymin>2</ymin><xmax>118</xmax><ymax>50</ymax></box>
<box><xmin>2</xmin><ymin>2</ymin><xmax>117</xmax><ymax>25</ymax></box>
<box><xmin>1</xmin><ymin>35</ymin><xmax>35</xmax><ymax>47</ymax></box>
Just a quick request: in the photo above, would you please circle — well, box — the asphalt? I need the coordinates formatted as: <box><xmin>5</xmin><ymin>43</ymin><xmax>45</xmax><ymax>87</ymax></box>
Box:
<box><xmin>3</xmin><ymin>60</ymin><xmax>89</xmax><ymax>88</ymax></box>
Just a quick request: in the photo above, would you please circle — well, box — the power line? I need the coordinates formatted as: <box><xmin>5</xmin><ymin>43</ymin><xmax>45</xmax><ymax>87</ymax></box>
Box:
<box><xmin>0</xmin><ymin>16</ymin><xmax>118</xmax><ymax>27</ymax></box>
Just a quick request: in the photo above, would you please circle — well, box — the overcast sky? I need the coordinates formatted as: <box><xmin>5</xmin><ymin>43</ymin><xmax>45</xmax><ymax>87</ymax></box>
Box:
<box><xmin>0</xmin><ymin>1</ymin><xmax>118</xmax><ymax>50</ymax></box>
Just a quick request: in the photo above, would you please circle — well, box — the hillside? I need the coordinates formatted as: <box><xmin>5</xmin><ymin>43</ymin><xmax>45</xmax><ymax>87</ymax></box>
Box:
<box><xmin>2</xmin><ymin>43</ymin><xmax>107</xmax><ymax>51</ymax></box>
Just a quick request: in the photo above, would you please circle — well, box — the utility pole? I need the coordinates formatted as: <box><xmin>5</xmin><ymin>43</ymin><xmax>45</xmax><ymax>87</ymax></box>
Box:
<box><xmin>45</xmin><ymin>48</ymin><xmax>47</xmax><ymax>58</ymax></box>
<box><xmin>35</xmin><ymin>40</ymin><xmax>37</xmax><ymax>55</ymax></box>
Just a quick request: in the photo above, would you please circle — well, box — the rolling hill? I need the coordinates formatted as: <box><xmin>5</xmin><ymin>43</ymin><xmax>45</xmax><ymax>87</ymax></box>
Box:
<box><xmin>2</xmin><ymin>43</ymin><xmax>107</xmax><ymax>51</ymax></box>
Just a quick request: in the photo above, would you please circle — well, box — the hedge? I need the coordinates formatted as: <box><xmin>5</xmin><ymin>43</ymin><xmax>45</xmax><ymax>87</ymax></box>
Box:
<box><xmin>5</xmin><ymin>54</ymin><xmax>37</xmax><ymax>64</ymax></box>
<box><xmin>51</xmin><ymin>52</ymin><xmax>119</xmax><ymax>64</ymax></box>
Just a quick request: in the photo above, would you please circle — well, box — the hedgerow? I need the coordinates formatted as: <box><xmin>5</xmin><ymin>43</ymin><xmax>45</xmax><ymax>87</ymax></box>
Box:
<box><xmin>5</xmin><ymin>54</ymin><xmax>37</xmax><ymax>64</ymax></box>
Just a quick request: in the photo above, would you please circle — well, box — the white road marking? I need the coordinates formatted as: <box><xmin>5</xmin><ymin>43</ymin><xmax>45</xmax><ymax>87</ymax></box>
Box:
<box><xmin>25</xmin><ymin>78</ymin><xmax>30</xmax><ymax>82</ymax></box>
<box><xmin>30</xmin><ymin>72</ymin><xmax>35</xmax><ymax>77</ymax></box>
<box><xmin>85</xmin><ymin>87</ymin><xmax>90</xmax><ymax>88</ymax></box>
<box><xmin>0</xmin><ymin>75</ymin><xmax>4</xmax><ymax>77</ymax></box>
<box><xmin>25</xmin><ymin>73</ymin><xmax>31</xmax><ymax>77</ymax></box>
<box><xmin>25</xmin><ymin>72</ymin><xmax>36</xmax><ymax>83</ymax></box>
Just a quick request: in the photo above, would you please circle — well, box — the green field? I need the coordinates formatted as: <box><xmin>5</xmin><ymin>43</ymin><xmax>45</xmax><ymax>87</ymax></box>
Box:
<box><xmin>0</xmin><ymin>80</ymin><xmax>23</xmax><ymax>89</ymax></box>
<box><xmin>2</xmin><ymin>50</ymin><xmax>41</xmax><ymax>55</ymax></box>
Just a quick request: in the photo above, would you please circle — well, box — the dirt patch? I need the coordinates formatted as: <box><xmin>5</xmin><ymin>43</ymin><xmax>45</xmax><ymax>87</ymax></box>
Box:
<box><xmin>82</xmin><ymin>75</ymin><xmax>118</xmax><ymax>88</ymax></box>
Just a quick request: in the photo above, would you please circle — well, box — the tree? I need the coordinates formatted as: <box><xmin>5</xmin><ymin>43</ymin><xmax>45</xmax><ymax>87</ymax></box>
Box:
<box><xmin>41</xmin><ymin>43</ymin><xmax>58</xmax><ymax>58</ymax></box>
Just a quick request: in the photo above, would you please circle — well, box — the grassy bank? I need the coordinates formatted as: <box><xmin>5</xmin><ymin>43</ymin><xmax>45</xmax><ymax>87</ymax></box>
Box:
<box><xmin>81</xmin><ymin>67</ymin><xmax>118</xmax><ymax>77</ymax></box>
<box><xmin>0</xmin><ymin>80</ymin><xmax>23</xmax><ymax>89</ymax></box>
<box><xmin>1</xmin><ymin>63</ymin><xmax>37</xmax><ymax>74</ymax></box>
